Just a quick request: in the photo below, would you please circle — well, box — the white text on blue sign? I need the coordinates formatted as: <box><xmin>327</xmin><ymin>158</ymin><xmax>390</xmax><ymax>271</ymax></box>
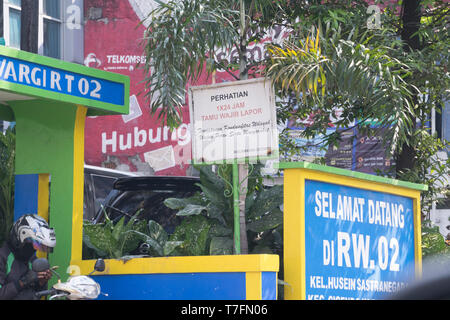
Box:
<box><xmin>0</xmin><ymin>55</ymin><xmax>124</xmax><ymax>106</ymax></box>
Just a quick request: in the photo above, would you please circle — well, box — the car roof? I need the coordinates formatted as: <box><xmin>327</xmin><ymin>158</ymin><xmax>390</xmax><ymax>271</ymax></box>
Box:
<box><xmin>84</xmin><ymin>164</ymin><xmax>139</xmax><ymax>178</ymax></box>
<box><xmin>113</xmin><ymin>176</ymin><xmax>200</xmax><ymax>191</ymax></box>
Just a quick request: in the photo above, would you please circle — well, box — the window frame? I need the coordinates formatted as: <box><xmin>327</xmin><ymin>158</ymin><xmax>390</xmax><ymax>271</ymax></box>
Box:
<box><xmin>2</xmin><ymin>0</ymin><xmax>63</xmax><ymax>58</ymax></box>
<box><xmin>3</xmin><ymin>0</ymin><xmax>22</xmax><ymax>49</ymax></box>
<box><xmin>38</xmin><ymin>0</ymin><xmax>63</xmax><ymax>59</ymax></box>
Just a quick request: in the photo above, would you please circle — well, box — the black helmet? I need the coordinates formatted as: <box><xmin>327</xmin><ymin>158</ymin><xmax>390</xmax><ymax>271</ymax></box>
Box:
<box><xmin>10</xmin><ymin>214</ymin><xmax>56</xmax><ymax>253</ymax></box>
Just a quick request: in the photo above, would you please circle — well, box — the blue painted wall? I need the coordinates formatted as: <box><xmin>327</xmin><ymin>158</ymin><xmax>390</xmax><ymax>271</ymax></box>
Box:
<box><xmin>92</xmin><ymin>272</ymin><xmax>247</xmax><ymax>300</ymax></box>
<box><xmin>261</xmin><ymin>272</ymin><xmax>277</xmax><ymax>300</ymax></box>
<box><xmin>14</xmin><ymin>174</ymin><xmax>39</xmax><ymax>221</ymax></box>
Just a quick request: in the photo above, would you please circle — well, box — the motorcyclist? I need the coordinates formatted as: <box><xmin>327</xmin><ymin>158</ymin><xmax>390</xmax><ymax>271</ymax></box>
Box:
<box><xmin>0</xmin><ymin>214</ymin><xmax>56</xmax><ymax>300</ymax></box>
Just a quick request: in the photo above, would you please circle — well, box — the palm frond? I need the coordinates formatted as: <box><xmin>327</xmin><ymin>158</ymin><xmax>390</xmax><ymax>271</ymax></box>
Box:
<box><xmin>141</xmin><ymin>0</ymin><xmax>240</xmax><ymax>128</ymax></box>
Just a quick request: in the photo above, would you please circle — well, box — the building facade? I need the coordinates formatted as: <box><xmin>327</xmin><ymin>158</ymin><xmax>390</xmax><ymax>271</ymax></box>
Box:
<box><xmin>1</xmin><ymin>0</ymin><xmax>83</xmax><ymax>63</ymax></box>
<box><xmin>0</xmin><ymin>0</ymin><xmax>84</xmax><ymax>132</ymax></box>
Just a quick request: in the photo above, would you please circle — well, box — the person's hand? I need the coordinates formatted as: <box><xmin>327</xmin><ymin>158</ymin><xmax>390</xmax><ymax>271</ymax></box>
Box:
<box><xmin>37</xmin><ymin>269</ymin><xmax>52</xmax><ymax>286</ymax></box>
<box><xmin>18</xmin><ymin>270</ymin><xmax>38</xmax><ymax>289</ymax></box>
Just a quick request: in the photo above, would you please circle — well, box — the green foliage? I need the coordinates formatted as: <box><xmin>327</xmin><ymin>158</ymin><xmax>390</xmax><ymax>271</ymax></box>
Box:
<box><xmin>141</xmin><ymin>0</ymin><xmax>240</xmax><ymax>128</ymax></box>
<box><xmin>164</xmin><ymin>165</ymin><xmax>284</xmax><ymax>255</ymax></box>
<box><xmin>82</xmin><ymin>210</ymin><xmax>205</xmax><ymax>259</ymax></box>
<box><xmin>170</xmin><ymin>215</ymin><xmax>212</xmax><ymax>256</ymax></box>
<box><xmin>141</xmin><ymin>0</ymin><xmax>449</xmax><ymax>262</ymax></box>
<box><xmin>395</xmin><ymin>131</ymin><xmax>450</xmax><ymax>216</ymax></box>
<box><xmin>141</xmin><ymin>0</ymin><xmax>306</xmax><ymax>128</ymax></box>
<box><xmin>264</xmin><ymin>1</ymin><xmax>449</xmax><ymax>226</ymax></box>
<box><xmin>0</xmin><ymin>128</ymin><xmax>15</xmax><ymax>246</ymax></box>
<box><xmin>83</xmin><ymin>210</ymin><xmax>148</xmax><ymax>259</ymax></box>
<box><xmin>132</xmin><ymin>220</ymin><xmax>184</xmax><ymax>257</ymax></box>
<box><xmin>421</xmin><ymin>221</ymin><xmax>450</xmax><ymax>259</ymax></box>
<box><xmin>81</xmin><ymin>164</ymin><xmax>283</xmax><ymax>259</ymax></box>
<box><xmin>267</xmin><ymin>22</ymin><xmax>419</xmax><ymax>157</ymax></box>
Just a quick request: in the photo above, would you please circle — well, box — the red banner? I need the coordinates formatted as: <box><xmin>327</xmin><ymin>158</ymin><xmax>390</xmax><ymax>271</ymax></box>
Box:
<box><xmin>83</xmin><ymin>0</ymin><xmax>288</xmax><ymax>175</ymax></box>
<box><xmin>84</xmin><ymin>0</ymin><xmax>194</xmax><ymax>175</ymax></box>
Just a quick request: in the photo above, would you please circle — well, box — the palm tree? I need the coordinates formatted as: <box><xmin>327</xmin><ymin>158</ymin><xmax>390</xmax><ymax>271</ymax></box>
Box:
<box><xmin>141</xmin><ymin>0</ymin><xmax>284</xmax><ymax>253</ymax></box>
<box><xmin>265</xmin><ymin>0</ymin><xmax>449</xmax><ymax>178</ymax></box>
<box><xmin>141</xmin><ymin>0</ymin><xmax>449</xmax><ymax>250</ymax></box>
<box><xmin>266</xmin><ymin>23</ymin><xmax>418</xmax><ymax>161</ymax></box>
<box><xmin>264</xmin><ymin>0</ymin><xmax>449</xmax><ymax>218</ymax></box>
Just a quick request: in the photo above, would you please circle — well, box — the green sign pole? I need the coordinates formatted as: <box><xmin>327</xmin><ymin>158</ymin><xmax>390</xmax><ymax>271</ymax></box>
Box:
<box><xmin>232</xmin><ymin>162</ymin><xmax>241</xmax><ymax>254</ymax></box>
<box><xmin>231</xmin><ymin>0</ymin><xmax>248</xmax><ymax>255</ymax></box>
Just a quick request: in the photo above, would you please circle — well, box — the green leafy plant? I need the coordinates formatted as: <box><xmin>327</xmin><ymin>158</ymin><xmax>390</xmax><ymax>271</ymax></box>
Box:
<box><xmin>421</xmin><ymin>220</ymin><xmax>450</xmax><ymax>259</ymax></box>
<box><xmin>132</xmin><ymin>220</ymin><xmax>184</xmax><ymax>257</ymax></box>
<box><xmin>394</xmin><ymin>131</ymin><xmax>450</xmax><ymax>217</ymax></box>
<box><xmin>141</xmin><ymin>0</ymin><xmax>241</xmax><ymax>127</ymax></box>
<box><xmin>0</xmin><ymin>127</ymin><xmax>15</xmax><ymax>246</ymax></box>
<box><xmin>170</xmin><ymin>215</ymin><xmax>213</xmax><ymax>256</ymax></box>
<box><xmin>82</xmin><ymin>208</ymin><xmax>186</xmax><ymax>259</ymax></box>
<box><xmin>164</xmin><ymin>165</ymin><xmax>284</xmax><ymax>255</ymax></box>
<box><xmin>83</xmin><ymin>210</ymin><xmax>148</xmax><ymax>259</ymax></box>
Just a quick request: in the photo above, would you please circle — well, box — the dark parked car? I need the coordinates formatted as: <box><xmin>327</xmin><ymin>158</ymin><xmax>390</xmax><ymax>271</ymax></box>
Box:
<box><xmin>92</xmin><ymin>176</ymin><xmax>201</xmax><ymax>234</ymax></box>
<box><xmin>83</xmin><ymin>165</ymin><xmax>137</xmax><ymax>221</ymax></box>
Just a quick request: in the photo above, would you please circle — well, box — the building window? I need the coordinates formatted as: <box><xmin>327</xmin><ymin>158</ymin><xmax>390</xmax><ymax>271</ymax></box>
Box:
<box><xmin>3</xmin><ymin>0</ymin><xmax>62</xmax><ymax>59</ymax></box>
<box><xmin>4</xmin><ymin>0</ymin><xmax>22</xmax><ymax>49</ymax></box>
<box><xmin>38</xmin><ymin>0</ymin><xmax>62</xmax><ymax>59</ymax></box>
<box><xmin>8</xmin><ymin>8</ymin><xmax>21</xmax><ymax>49</ymax></box>
<box><xmin>7</xmin><ymin>0</ymin><xmax>21</xmax><ymax>5</ymax></box>
<box><xmin>43</xmin><ymin>19</ymin><xmax>60</xmax><ymax>58</ymax></box>
<box><xmin>41</xmin><ymin>0</ymin><xmax>61</xmax><ymax>59</ymax></box>
<box><xmin>43</xmin><ymin>0</ymin><xmax>59</xmax><ymax>18</ymax></box>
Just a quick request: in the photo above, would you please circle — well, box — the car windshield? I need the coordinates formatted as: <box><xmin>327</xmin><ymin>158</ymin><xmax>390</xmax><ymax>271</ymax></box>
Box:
<box><xmin>101</xmin><ymin>189</ymin><xmax>196</xmax><ymax>234</ymax></box>
<box><xmin>92</xmin><ymin>174</ymin><xmax>118</xmax><ymax>201</ymax></box>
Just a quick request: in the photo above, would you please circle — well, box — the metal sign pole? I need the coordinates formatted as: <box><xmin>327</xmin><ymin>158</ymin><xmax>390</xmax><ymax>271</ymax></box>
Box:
<box><xmin>232</xmin><ymin>161</ymin><xmax>241</xmax><ymax>254</ymax></box>
<box><xmin>232</xmin><ymin>0</ymin><xmax>248</xmax><ymax>255</ymax></box>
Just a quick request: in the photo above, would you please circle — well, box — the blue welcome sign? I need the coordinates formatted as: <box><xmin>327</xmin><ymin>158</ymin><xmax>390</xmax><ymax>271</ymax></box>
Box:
<box><xmin>280</xmin><ymin>161</ymin><xmax>426</xmax><ymax>300</ymax></box>
<box><xmin>305</xmin><ymin>180</ymin><xmax>415</xmax><ymax>300</ymax></box>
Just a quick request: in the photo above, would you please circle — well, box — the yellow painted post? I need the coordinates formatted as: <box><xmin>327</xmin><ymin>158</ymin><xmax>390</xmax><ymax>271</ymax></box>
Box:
<box><xmin>70</xmin><ymin>106</ymin><xmax>87</xmax><ymax>263</ymax></box>
<box><xmin>413</xmin><ymin>193</ymin><xmax>422</xmax><ymax>278</ymax></box>
<box><xmin>283</xmin><ymin>169</ymin><xmax>306</xmax><ymax>300</ymax></box>
<box><xmin>246</xmin><ymin>272</ymin><xmax>262</xmax><ymax>300</ymax></box>
<box><xmin>36</xmin><ymin>173</ymin><xmax>50</xmax><ymax>259</ymax></box>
